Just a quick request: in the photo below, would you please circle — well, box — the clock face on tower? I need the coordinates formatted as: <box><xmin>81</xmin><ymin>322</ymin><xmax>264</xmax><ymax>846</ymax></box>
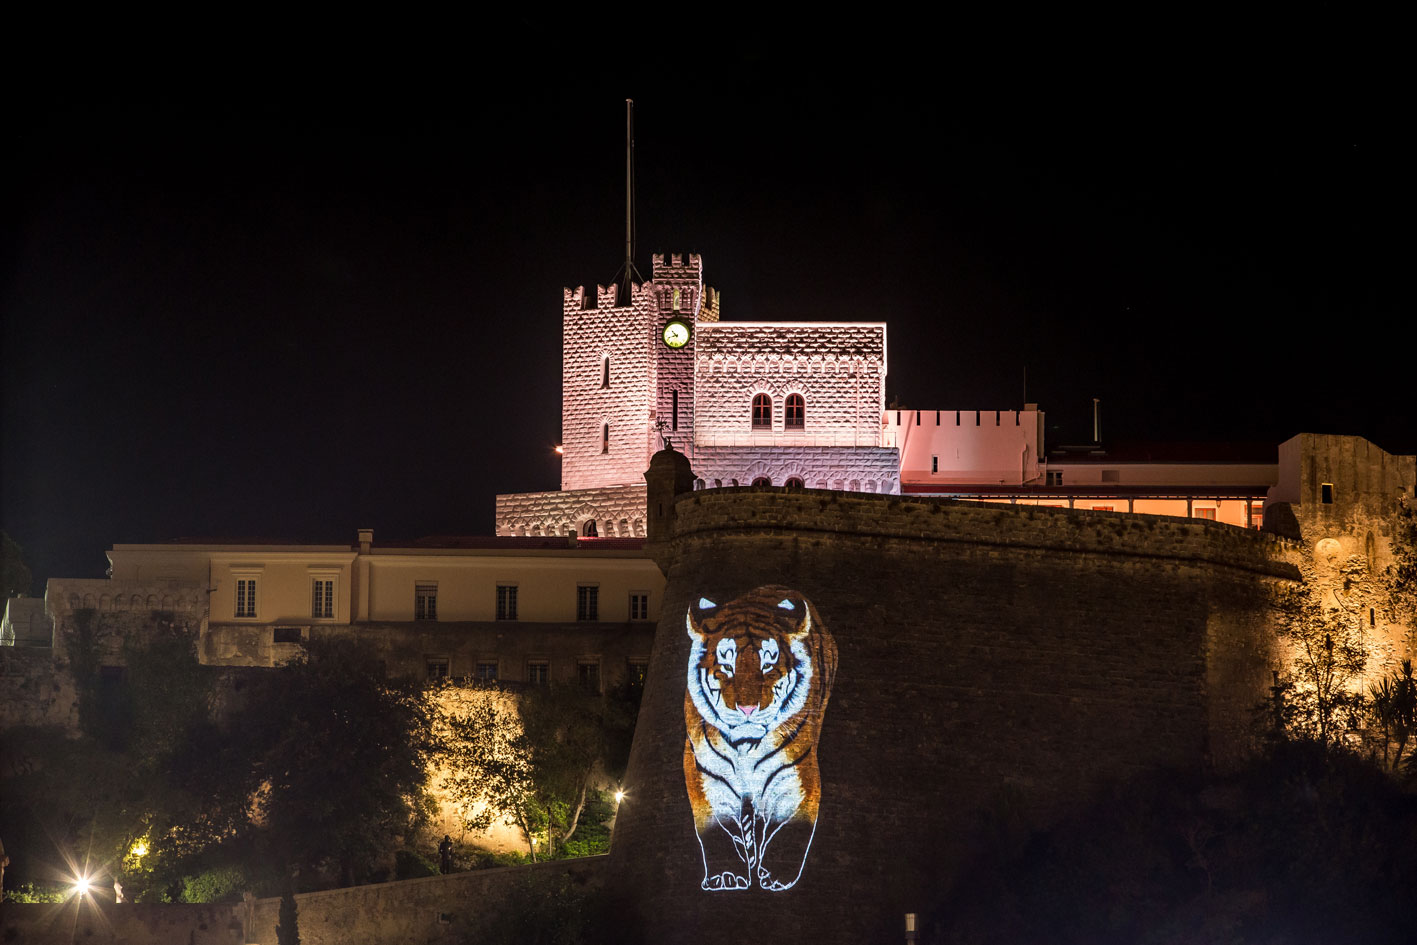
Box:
<box><xmin>662</xmin><ymin>319</ymin><xmax>691</xmax><ymax>349</ymax></box>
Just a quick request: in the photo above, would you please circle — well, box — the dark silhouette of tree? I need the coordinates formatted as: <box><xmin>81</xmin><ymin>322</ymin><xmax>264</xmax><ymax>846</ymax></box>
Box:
<box><xmin>276</xmin><ymin>879</ymin><xmax>300</xmax><ymax>945</ymax></box>
<box><xmin>245</xmin><ymin>638</ymin><xmax>434</xmax><ymax>887</ymax></box>
<box><xmin>0</xmin><ymin>531</ymin><xmax>32</xmax><ymax>598</ymax></box>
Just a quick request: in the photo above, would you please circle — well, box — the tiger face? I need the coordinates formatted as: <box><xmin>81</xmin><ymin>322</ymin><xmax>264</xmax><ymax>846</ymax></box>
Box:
<box><xmin>686</xmin><ymin>589</ymin><xmax>814</xmax><ymax>746</ymax></box>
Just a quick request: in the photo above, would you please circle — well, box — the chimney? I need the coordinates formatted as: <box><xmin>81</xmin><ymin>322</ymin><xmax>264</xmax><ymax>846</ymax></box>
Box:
<box><xmin>357</xmin><ymin>529</ymin><xmax>373</xmax><ymax>554</ymax></box>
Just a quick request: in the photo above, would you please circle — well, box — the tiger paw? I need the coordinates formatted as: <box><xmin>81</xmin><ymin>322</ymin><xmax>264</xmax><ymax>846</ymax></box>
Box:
<box><xmin>702</xmin><ymin>871</ymin><xmax>751</xmax><ymax>891</ymax></box>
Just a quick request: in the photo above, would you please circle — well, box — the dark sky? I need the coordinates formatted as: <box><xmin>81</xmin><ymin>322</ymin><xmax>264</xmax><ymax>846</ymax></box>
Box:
<box><xmin>3</xmin><ymin>16</ymin><xmax>1411</xmax><ymax>584</ymax></box>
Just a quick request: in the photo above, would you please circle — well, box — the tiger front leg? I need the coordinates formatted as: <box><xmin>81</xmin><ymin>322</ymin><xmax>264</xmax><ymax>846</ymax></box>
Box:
<box><xmin>695</xmin><ymin>815</ymin><xmax>752</xmax><ymax>891</ymax></box>
<box><xmin>755</xmin><ymin>811</ymin><xmax>817</xmax><ymax>891</ymax></box>
<box><xmin>684</xmin><ymin>739</ymin><xmax>751</xmax><ymax>891</ymax></box>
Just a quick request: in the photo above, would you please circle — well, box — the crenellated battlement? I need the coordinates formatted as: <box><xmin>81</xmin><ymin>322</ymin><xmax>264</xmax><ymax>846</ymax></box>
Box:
<box><xmin>651</xmin><ymin>252</ymin><xmax>704</xmax><ymax>282</ymax></box>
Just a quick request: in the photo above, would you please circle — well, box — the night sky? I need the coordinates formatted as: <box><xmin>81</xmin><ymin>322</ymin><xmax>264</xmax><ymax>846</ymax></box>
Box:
<box><xmin>3</xmin><ymin>17</ymin><xmax>1410</xmax><ymax>585</ymax></box>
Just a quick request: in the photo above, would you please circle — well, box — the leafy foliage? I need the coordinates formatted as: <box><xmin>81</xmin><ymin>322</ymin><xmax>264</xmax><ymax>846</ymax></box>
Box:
<box><xmin>3</xmin><ymin>882</ymin><xmax>67</xmax><ymax>903</ymax></box>
<box><xmin>437</xmin><ymin>688</ymin><xmax>538</xmax><ymax>857</ymax></box>
<box><xmin>0</xmin><ymin>530</ymin><xmax>32</xmax><ymax>598</ymax></box>
<box><xmin>1272</xmin><ymin>574</ymin><xmax>1371</xmax><ymax>746</ymax></box>
<box><xmin>1384</xmin><ymin>497</ymin><xmax>1417</xmax><ymax>621</ymax></box>
<box><xmin>1368</xmin><ymin>660</ymin><xmax>1417</xmax><ymax>774</ymax></box>
<box><xmin>436</xmin><ymin>682</ymin><xmax>640</xmax><ymax>862</ymax></box>
<box><xmin>245</xmin><ymin>638</ymin><xmax>435</xmax><ymax>887</ymax></box>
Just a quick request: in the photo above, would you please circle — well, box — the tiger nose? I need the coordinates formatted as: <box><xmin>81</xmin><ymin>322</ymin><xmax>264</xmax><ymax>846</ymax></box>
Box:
<box><xmin>737</xmin><ymin>705</ymin><xmax>756</xmax><ymax>718</ymax></box>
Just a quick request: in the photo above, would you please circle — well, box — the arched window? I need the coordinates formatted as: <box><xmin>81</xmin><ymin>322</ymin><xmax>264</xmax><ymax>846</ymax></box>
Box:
<box><xmin>785</xmin><ymin>477</ymin><xmax>804</xmax><ymax>489</ymax></box>
<box><xmin>602</xmin><ymin>423</ymin><xmax>610</xmax><ymax>453</ymax></box>
<box><xmin>785</xmin><ymin>393</ymin><xmax>805</xmax><ymax>429</ymax></box>
<box><xmin>583</xmin><ymin>520</ymin><xmax>598</xmax><ymax>537</ymax></box>
<box><xmin>601</xmin><ymin>356</ymin><xmax>610</xmax><ymax>388</ymax></box>
<box><xmin>752</xmin><ymin>476</ymin><xmax>771</xmax><ymax>487</ymax></box>
<box><xmin>752</xmin><ymin>393</ymin><xmax>772</xmax><ymax>430</ymax></box>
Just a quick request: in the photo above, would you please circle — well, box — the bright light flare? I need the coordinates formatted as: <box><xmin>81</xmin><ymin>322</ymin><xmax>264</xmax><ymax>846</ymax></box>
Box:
<box><xmin>614</xmin><ymin>789</ymin><xmax>626</xmax><ymax>804</ymax></box>
<box><xmin>130</xmin><ymin>839</ymin><xmax>148</xmax><ymax>858</ymax></box>
<box><xmin>72</xmin><ymin>875</ymin><xmax>92</xmax><ymax>897</ymax></box>
<box><xmin>553</xmin><ymin>445</ymin><xmax>564</xmax><ymax>455</ymax></box>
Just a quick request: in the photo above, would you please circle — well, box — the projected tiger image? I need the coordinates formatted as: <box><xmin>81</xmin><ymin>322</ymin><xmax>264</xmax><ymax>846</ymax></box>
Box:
<box><xmin>683</xmin><ymin>585</ymin><xmax>839</xmax><ymax>891</ymax></box>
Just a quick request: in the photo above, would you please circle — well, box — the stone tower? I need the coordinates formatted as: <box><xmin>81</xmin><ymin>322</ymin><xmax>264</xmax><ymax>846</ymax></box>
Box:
<box><xmin>561</xmin><ymin>253</ymin><xmax>719</xmax><ymax>492</ymax></box>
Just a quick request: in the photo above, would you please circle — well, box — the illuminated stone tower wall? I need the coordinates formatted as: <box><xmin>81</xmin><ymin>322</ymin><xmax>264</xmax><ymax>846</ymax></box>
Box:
<box><xmin>560</xmin><ymin>254</ymin><xmax>720</xmax><ymax>493</ymax></box>
<box><xmin>691</xmin><ymin>320</ymin><xmax>897</xmax><ymax>491</ymax></box>
<box><xmin>561</xmin><ymin>279</ymin><xmax>653</xmax><ymax>491</ymax></box>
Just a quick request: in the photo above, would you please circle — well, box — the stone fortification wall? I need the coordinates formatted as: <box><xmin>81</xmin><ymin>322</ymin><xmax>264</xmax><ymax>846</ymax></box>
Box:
<box><xmin>0</xmin><ymin>860</ymin><xmax>606</xmax><ymax>945</ymax></box>
<box><xmin>495</xmin><ymin>483</ymin><xmax>647</xmax><ymax>537</ymax></box>
<box><xmin>611</xmin><ymin>486</ymin><xmax>1297</xmax><ymax>943</ymax></box>
<box><xmin>1</xmin><ymin>582</ymin><xmax>208</xmax><ymax>731</ymax></box>
<box><xmin>243</xmin><ymin>856</ymin><xmax>608</xmax><ymax>945</ymax></box>
<box><xmin>1269</xmin><ymin>434</ymin><xmax>1417</xmax><ymax>677</ymax></box>
<box><xmin>0</xmin><ymin>901</ymin><xmax>242</xmax><ymax>945</ymax></box>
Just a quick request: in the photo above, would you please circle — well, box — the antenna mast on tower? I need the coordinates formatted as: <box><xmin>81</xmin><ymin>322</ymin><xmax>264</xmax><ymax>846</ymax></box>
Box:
<box><xmin>613</xmin><ymin>98</ymin><xmax>642</xmax><ymax>305</ymax></box>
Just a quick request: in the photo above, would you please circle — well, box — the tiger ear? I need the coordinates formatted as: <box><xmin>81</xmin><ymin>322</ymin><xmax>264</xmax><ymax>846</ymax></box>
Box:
<box><xmin>782</xmin><ymin>596</ymin><xmax>813</xmax><ymax>640</ymax></box>
<box><xmin>686</xmin><ymin>597</ymin><xmax>717</xmax><ymax>641</ymax></box>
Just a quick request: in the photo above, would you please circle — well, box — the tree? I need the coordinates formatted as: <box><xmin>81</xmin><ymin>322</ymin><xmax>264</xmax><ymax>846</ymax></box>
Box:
<box><xmin>1382</xmin><ymin>497</ymin><xmax>1417</xmax><ymax>634</ymax></box>
<box><xmin>1273</xmin><ymin>575</ymin><xmax>1370</xmax><ymax>746</ymax></box>
<box><xmin>276</xmin><ymin>880</ymin><xmax>301</xmax><ymax>945</ymax></box>
<box><xmin>1368</xmin><ymin>660</ymin><xmax>1416</xmax><ymax>773</ymax></box>
<box><xmin>0</xmin><ymin>530</ymin><xmax>32</xmax><ymax>598</ymax></box>
<box><xmin>244</xmin><ymin>638</ymin><xmax>435</xmax><ymax>887</ymax></box>
<box><xmin>436</xmin><ymin>687</ymin><xmax>539</xmax><ymax>859</ymax></box>
<box><xmin>437</xmin><ymin>681</ymin><xmax>641</xmax><ymax>861</ymax></box>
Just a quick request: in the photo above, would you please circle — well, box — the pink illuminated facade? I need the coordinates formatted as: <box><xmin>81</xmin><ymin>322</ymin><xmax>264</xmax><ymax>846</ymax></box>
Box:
<box><xmin>497</xmin><ymin>253</ymin><xmax>1406</xmax><ymax>538</ymax></box>
<box><xmin>497</xmin><ymin>254</ymin><xmax>896</xmax><ymax>537</ymax></box>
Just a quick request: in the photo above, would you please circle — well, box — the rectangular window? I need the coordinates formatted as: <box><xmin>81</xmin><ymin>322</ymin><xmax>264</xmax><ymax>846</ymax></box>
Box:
<box><xmin>426</xmin><ymin>657</ymin><xmax>449</xmax><ymax>681</ymax></box>
<box><xmin>628</xmin><ymin>660</ymin><xmax>648</xmax><ymax>687</ymax></box>
<box><xmin>1250</xmin><ymin>502</ymin><xmax>1265</xmax><ymax>529</ymax></box>
<box><xmin>527</xmin><ymin>660</ymin><xmax>549</xmax><ymax>686</ymax></box>
<box><xmin>415</xmin><ymin>583</ymin><xmax>438</xmax><ymax>621</ymax></box>
<box><xmin>311</xmin><ymin>578</ymin><xmax>334</xmax><ymax>619</ymax></box>
<box><xmin>1195</xmin><ymin>507</ymin><xmax>1217</xmax><ymax>520</ymax></box>
<box><xmin>1321</xmin><ymin>483</ymin><xmax>1334</xmax><ymax>504</ymax></box>
<box><xmin>235</xmin><ymin>578</ymin><xmax>258</xmax><ymax>618</ymax></box>
<box><xmin>629</xmin><ymin>592</ymin><xmax>649</xmax><ymax>621</ymax></box>
<box><xmin>931</xmin><ymin>455</ymin><xmax>938</xmax><ymax>474</ymax></box>
<box><xmin>496</xmin><ymin>585</ymin><xmax>518</xmax><ymax>621</ymax></box>
<box><xmin>672</xmin><ymin>390</ymin><xmax>679</xmax><ymax>431</ymax></box>
<box><xmin>577</xmin><ymin>585</ymin><xmax>599</xmax><ymax>621</ymax></box>
<box><xmin>1046</xmin><ymin>470</ymin><xmax>1063</xmax><ymax>487</ymax></box>
<box><xmin>273</xmin><ymin>627</ymin><xmax>303</xmax><ymax>644</ymax></box>
<box><xmin>475</xmin><ymin>661</ymin><xmax>499</xmax><ymax>683</ymax></box>
<box><xmin>578</xmin><ymin>660</ymin><xmax>600</xmax><ymax>693</ymax></box>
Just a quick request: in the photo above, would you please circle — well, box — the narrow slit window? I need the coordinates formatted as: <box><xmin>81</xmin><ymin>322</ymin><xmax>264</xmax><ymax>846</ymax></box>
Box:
<box><xmin>1321</xmin><ymin>482</ymin><xmax>1334</xmax><ymax>504</ymax></box>
<box><xmin>601</xmin><ymin>356</ymin><xmax>610</xmax><ymax>388</ymax></box>
<box><xmin>672</xmin><ymin>390</ymin><xmax>679</xmax><ymax>431</ymax></box>
<box><xmin>602</xmin><ymin>423</ymin><xmax>610</xmax><ymax>453</ymax></box>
